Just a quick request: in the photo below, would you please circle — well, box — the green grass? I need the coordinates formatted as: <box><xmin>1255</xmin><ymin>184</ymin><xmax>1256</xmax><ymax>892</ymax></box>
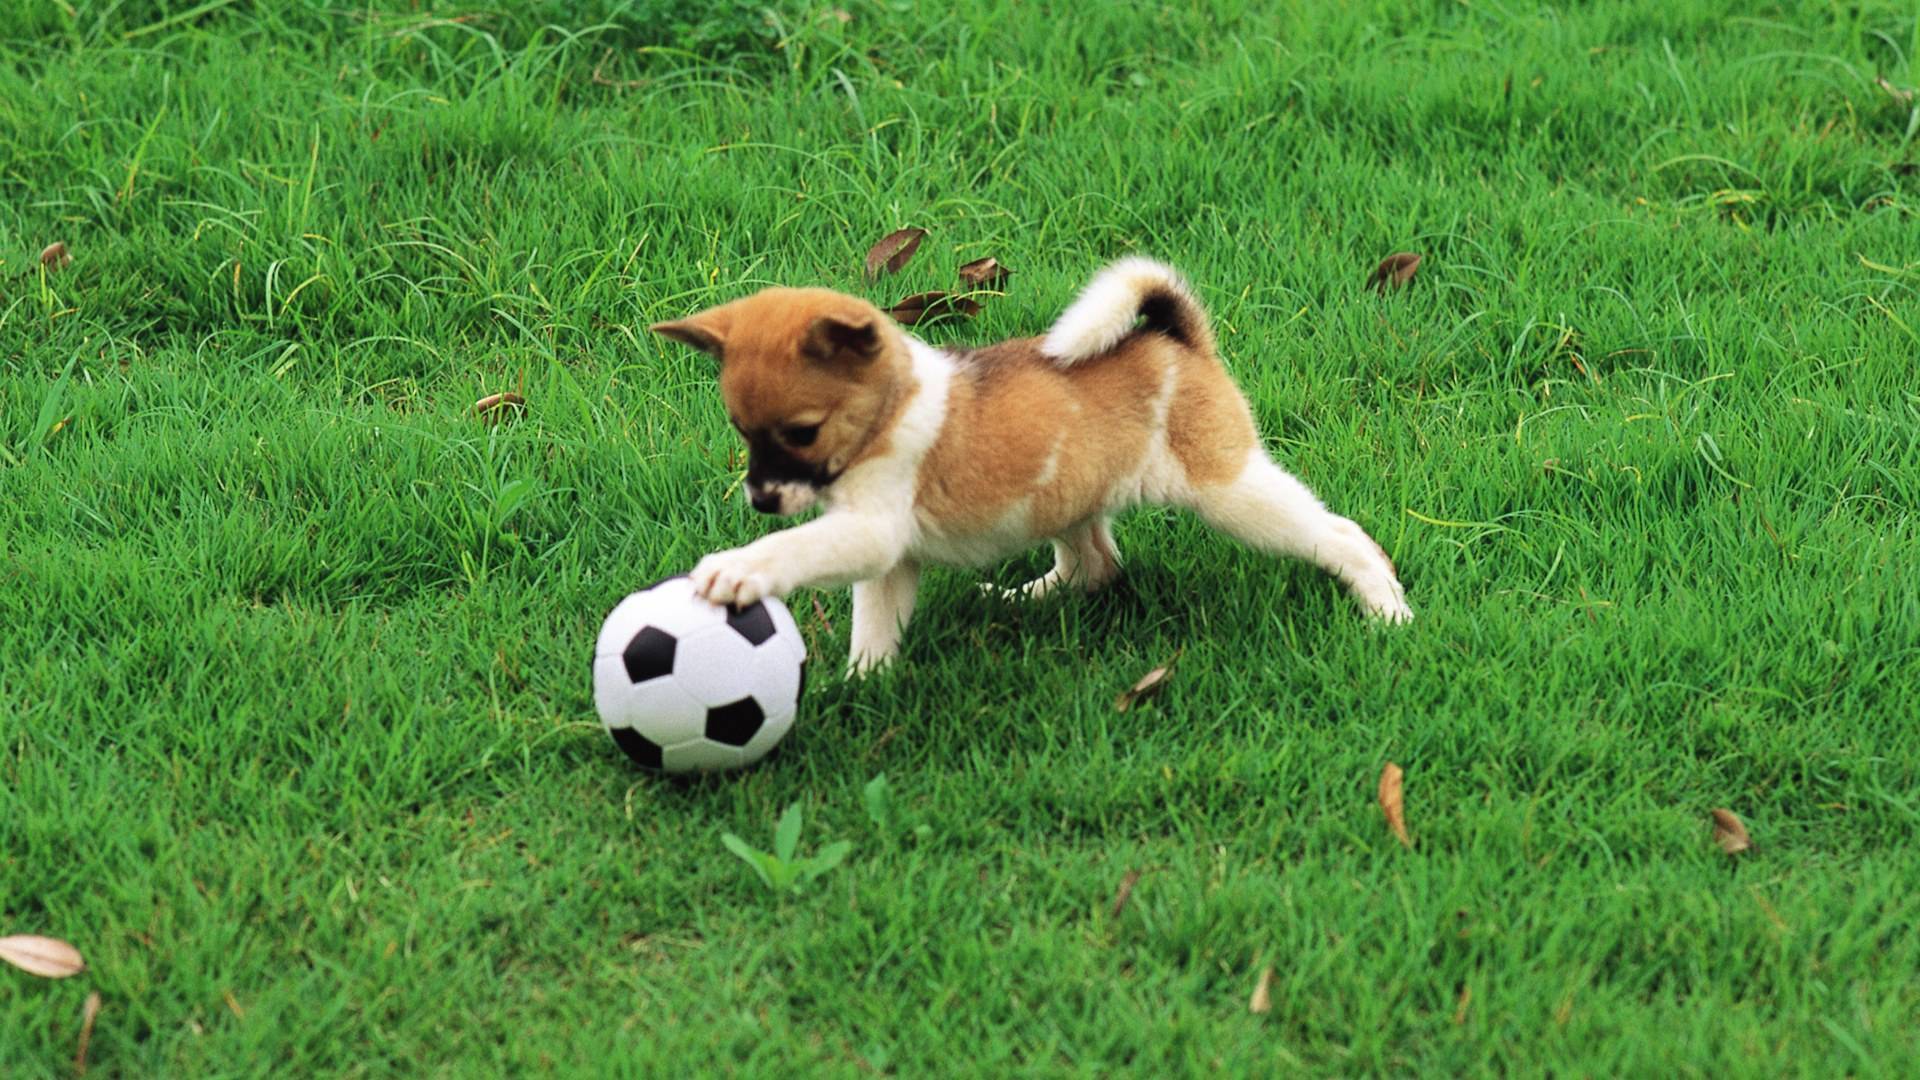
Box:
<box><xmin>4</xmin><ymin>0</ymin><xmax>1919</xmax><ymax>1073</ymax></box>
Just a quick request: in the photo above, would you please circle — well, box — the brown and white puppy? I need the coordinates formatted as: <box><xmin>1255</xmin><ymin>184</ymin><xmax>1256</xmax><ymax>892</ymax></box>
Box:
<box><xmin>651</xmin><ymin>257</ymin><xmax>1411</xmax><ymax>673</ymax></box>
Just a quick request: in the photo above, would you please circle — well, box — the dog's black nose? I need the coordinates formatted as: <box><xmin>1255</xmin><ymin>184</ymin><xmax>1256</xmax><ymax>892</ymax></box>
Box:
<box><xmin>749</xmin><ymin>488</ymin><xmax>782</xmax><ymax>514</ymax></box>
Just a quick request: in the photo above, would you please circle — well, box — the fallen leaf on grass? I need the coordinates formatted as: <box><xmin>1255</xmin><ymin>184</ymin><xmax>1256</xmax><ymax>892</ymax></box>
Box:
<box><xmin>864</xmin><ymin>725</ymin><xmax>900</xmax><ymax>759</ymax></box>
<box><xmin>1711</xmin><ymin>808</ymin><xmax>1751</xmax><ymax>856</ymax></box>
<box><xmin>1249</xmin><ymin>965</ymin><xmax>1274</xmax><ymax>1014</ymax></box>
<box><xmin>472</xmin><ymin>392</ymin><xmax>526</xmax><ymax>421</ymax></box>
<box><xmin>590</xmin><ymin>48</ymin><xmax>646</xmax><ymax>90</ymax></box>
<box><xmin>1114</xmin><ymin>659</ymin><xmax>1176</xmax><ymax>712</ymax></box>
<box><xmin>1379</xmin><ymin>762</ymin><xmax>1411</xmax><ymax>847</ymax></box>
<box><xmin>40</xmin><ymin>241</ymin><xmax>72</xmax><ymax>271</ymax></box>
<box><xmin>1453</xmin><ymin>983</ymin><xmax>1471</xmax><ymax>1025</ymax></box>
<box><xmin>74</xmin><ymin>992</ymin><xmax>101</xmax><ymax>1076</ymax></box>
<box><xmin>957</xmin><ymin>257</ymin><xmax>1011</xmax><ymax>287</ymax></box>
<box><xmin>1110</xmin><ymin>868</ymin><xmax>1142</xmax><ymax>918</ymax></box>
<box><xmin>864</xmin><ymin>228</ymin><xmax>926</xmax><ymax>279</ymax></box>
<box><xmin>1366</xmin><ymin>252</ymin><xmax>1422</xmax><ymax>294</ymax></box>
<box><xmin>887</xmin><ymin>291</ymin><xmax>980</xmax><ymax>327</ymax></box>
<box><xmin>0</xmin><ymin>935</ymin><xmax>85</xmax><ymax>978</ymax></box>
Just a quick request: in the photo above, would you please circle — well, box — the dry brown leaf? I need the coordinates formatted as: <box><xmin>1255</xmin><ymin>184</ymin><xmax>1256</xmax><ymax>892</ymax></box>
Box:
<box><xmin>1876</xmin><ymin>75</ymin><xmax>1915</xmax><ymax>104</ymax></box>
<box><xmin>864</xmin><ymin>725</ymin><xmax>900</xmax><ymax>760</ymax></box>
<box><xmin>1110</xmin><ymin>868</ymin><xmax>1143</xmax><ymax>918</ymax></box>
<box><xmin>590</xmin><ymin>49</ymin><xmax>646</xmax><ymax>90</ymax></box>
<box><xmin>1249</xmin><ymin>965</ymin><xmax>1274</xmax><ymax>1014</ymax></box>
<box><xmin>75</xmin><ymin>992</ymin><xmax>102</xmax><ymax>1076</ymax></box>
<box><xmin>1711</xmin><ymin>808</ymin><xmax>1751</xmax><ymax>856</ymax></box>
<box><xmin>1366</xmin><ymin>252</ymin><xmax>1422</xmax><ymax>294</ymax></box>
<box><xmin>864</xmin><ymin>228</ymin><xmax>926</xmax><ymax>279</ymax></box>
<box><xmin>472</xmin><ymin>391</ymin><xmax>526</xmax><ymax>421</ymax></box>
<box><xmin>1378</xmin><ymin>762</ymin><xmax>1410</xmax><ymax>847</ymax></box>
<box><xmin>0</xmin><ymin>935</ymin><xmax>85</xmax><ymax>978</ymax></box>
<box><xmin>957</xmin><ymin>257</ymin><xmax>1011</xmax><ymax>287</ymax></box>
<box><xmin>1114</xmin><ymin>664</ymin><xmax>1174</xmax><ymax>712</ymax></box>
<box><xmin>1453</xmin><ymin>983</ymin><xmax>1471</xmax><ymax>1025</ymax></box>
<box><xmin>887</xmin><ymin>290</ymin><xmax>979</xmax><ymax>327</ymax></box>
<box><xmin>40</xmin><ymin>241</ymin><xmax>72</xmax><ymax>271</ymax></box>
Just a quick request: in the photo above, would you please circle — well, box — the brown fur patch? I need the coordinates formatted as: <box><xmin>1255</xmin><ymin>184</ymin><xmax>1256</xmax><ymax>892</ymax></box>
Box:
<box><xmin>1165</xmin><ymin>357</ymin><xmax>1259</xmax><ymax>488</ymax></box>
<box><xmin>915</xmin><ymin>333</ymin><xmax>1254</xmax><ymax>535</ymax></box>
<box><xmin>915</xmin><ymin>336</ymin><xmax>1146</xmax><ymax>536</ymax></box>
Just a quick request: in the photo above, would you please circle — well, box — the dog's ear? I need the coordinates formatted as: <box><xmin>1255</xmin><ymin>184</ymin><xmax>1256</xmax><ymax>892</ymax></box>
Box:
<box><xmin>801</xmin><ymin>314</ymin><xmax>880</xmax><ymax>366</ymax></box>
<box><xmin>650</xmin><ymin>307</ymin><xmax>731</xmax><ymax>361</ymax></box>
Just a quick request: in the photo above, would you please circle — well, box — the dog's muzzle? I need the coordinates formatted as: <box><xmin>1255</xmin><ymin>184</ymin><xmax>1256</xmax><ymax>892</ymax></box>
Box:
<box><xmin>746</xmin><ymin>480</ymin><xmax>819</xmax><ymax>516</ymax></box>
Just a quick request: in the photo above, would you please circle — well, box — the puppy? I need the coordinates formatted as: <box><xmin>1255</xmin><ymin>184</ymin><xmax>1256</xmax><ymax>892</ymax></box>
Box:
<box><xmin>651</xmin><ymin>257</ymin><xmax>1411</xmax><ymax>673</ymax></box>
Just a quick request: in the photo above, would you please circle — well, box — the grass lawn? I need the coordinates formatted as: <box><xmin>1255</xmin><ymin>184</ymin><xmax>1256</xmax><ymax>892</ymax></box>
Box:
<box><xmin>4</xmin><ymin>0</ymin><xmax>1920</xmax><ymax>1073</ymax></box>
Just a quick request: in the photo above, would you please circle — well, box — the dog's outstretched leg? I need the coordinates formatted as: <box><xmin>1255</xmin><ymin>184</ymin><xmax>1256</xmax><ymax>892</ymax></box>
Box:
<box><xmin>1187</xmin><ymin>451</ymin><xmax>1411</xmax><ymax>622</ymax></box>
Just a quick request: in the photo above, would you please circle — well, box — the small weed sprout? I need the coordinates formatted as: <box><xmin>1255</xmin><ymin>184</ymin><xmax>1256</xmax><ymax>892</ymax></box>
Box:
<box><xmin>721</xmin><ymin>803</ymin><xmax>852</xmax><ymax>895</ymax></box>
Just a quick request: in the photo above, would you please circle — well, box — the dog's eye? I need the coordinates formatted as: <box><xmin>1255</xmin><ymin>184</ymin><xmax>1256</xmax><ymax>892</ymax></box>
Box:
<box><xmin>780</xmin><ymin>424</ymin><xmax>820</xmax><ymax>448</ymax></box>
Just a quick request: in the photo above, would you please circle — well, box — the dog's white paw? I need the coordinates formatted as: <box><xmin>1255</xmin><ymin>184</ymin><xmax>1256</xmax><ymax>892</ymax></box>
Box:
<box><xmin>845</xmin><ymin>648</ymin><xmax>897</xmax><ymax>678</ymax></box>
<box><xmin>978</xmin><ymin>576</ymin><xmax>1064</xmax><ymax>604</ymax></box>
<box><xmin>977</xmin><ymin>581</ymin><xmax>1026</xmax><ymax>604</ymax></box>
<box><xmin>1372</xmin><ymin>597</ymin><xmax>1415</xmax><ymax>624</ymax></box>
<box><xmin>1358</xmin><ymin>573</ymin><xmax>1413</xmax><ymax>624</ymax></box>
<box><xmin>691</xmin><ymin>549</ymin><xmax>779</xmax><ymax>607</ymax></box>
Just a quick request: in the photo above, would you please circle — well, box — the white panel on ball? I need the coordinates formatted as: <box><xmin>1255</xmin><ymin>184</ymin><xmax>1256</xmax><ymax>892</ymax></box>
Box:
<box><xmin>671</xmin><ymin>624</ymin><xmax>764</xmax><ymax>707</ymax></box>
<box><xmin>594</xmin><ymin>592</ymin><xmax>655</xmax><ymax>658</ymax></box>
<box><xmin>594</xmin><ymin>579</ymin><xmax>724</xmax><ymax>656</ymax></box>
<box><xmin>661</xmin><ymin>739</ymin><xmax>743</xmax><ymax>773</ymax></box>
<box><xmin>592</xmin><ymin>655</ymin><xmax>708</xmax><ymax>746</ymax></box>
<box><xmin>766</xmin><ymin>599</ymin><xmax>808</xmax><ymax>663</ymax></box>
<box><xmin>751</xmin><ymin>645</ymin><xmax>802</xmax><ymax>715</ymax></box>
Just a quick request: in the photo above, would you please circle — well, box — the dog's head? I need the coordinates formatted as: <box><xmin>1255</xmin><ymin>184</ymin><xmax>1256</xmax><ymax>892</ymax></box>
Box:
<box><xmin>650</xmin><ymin>287</ymin><xmax>905</xmax><ymax>516</ymax></box>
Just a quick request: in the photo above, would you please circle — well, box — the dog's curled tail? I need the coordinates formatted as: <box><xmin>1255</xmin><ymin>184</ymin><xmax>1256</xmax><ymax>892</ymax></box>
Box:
<box><xmin>1040</xmin><ymin>256</ymin><xmax>1216</xmax><ymax>366</ymax></box>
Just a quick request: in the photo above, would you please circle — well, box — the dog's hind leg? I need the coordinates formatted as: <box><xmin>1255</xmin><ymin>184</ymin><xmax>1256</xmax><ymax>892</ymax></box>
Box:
<box><xmin>1186</xmin><ymin>450</ymin><xmax>1411</xmax><ymax>622</ymax></box>
<box><xmin>987</xmin><ymin>517</ymin><xmax>1121</xmax><ymax>602</ymax></box>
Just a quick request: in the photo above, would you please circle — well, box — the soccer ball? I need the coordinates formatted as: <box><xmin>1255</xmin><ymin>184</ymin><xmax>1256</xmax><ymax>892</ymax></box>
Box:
<box><xmin>592</xmin><ymin>576</ymin><xmax>807</xmax><ymax>773</ymax></box>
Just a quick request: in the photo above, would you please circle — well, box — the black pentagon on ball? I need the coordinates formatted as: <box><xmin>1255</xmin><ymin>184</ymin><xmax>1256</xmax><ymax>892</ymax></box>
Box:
<box><xmin>724</xmin><ymin>600</ymin><xmax>776</xmax><ymax>646</ymax></box>
<box><xmin>607</xmin><ymin>726</ymin><xmax>664</xmax><ymax>770</ymax></box>
<box><xmin>705</xmin><ymin>696</ymin><xmax>766</xmax><ymax>747</ymax></box>
<box><xmin>621</xmin><ymin>626</ymin><xmax>677</xmax><ymax>683</ymax></box>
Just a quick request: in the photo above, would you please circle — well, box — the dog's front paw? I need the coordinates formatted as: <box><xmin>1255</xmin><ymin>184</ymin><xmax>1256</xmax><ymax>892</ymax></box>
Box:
<box><xmin>845</xmin><ymin>647</ymin><xmax>897</xmax><ymax>679</ymax></box>
<box><xmin>691</xmin><ymin>549</ymin><xmax>780</xmax><ymax>607</ymax></box>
